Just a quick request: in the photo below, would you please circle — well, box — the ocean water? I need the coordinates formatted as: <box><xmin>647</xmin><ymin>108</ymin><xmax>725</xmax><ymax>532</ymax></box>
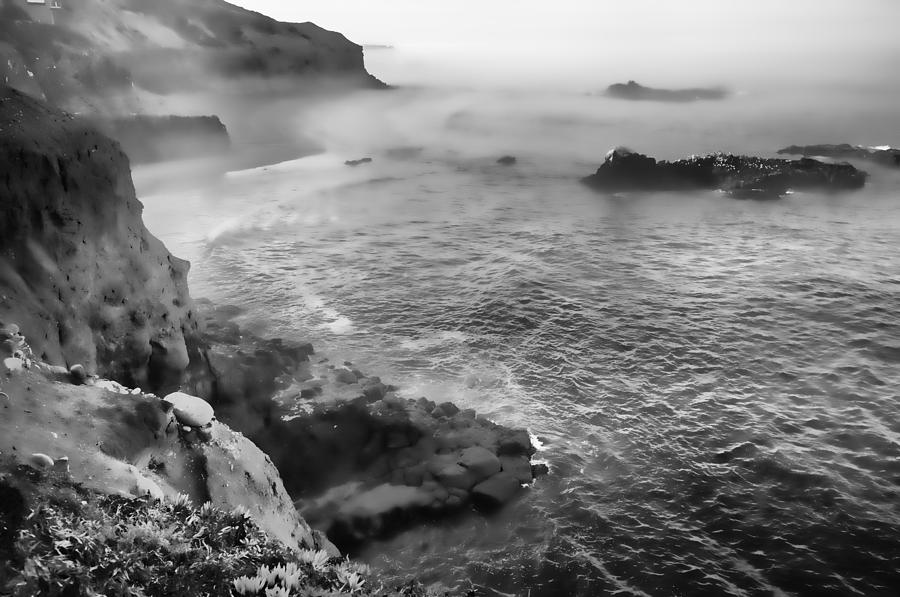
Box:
<box><xmin>141</xmin><ymin>82</ymin><xmax>900</xmax><ymax>596</ymax></box>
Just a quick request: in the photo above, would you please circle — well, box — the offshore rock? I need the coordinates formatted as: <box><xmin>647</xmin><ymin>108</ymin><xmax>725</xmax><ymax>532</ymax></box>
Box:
<box><xmin>582</xmin><ymin>148</ymin><xmax>868</xmax><ymax>198</ymax></box>
<box><xmin>605</xmin><ymin>80</ymin><xmax>729</xmax><ymax>102</ymax></box>
<box><xmin>777</xmin><ymin>143</ymin><xmax>900</xmax><ymax>168</ymax></box>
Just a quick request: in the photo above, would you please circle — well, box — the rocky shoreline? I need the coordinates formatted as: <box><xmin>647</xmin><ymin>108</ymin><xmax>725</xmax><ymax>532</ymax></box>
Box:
<box><xmin>0</xmin><ymin>83</ymin><xmax>538</xmax><ymax>595</ymax></box>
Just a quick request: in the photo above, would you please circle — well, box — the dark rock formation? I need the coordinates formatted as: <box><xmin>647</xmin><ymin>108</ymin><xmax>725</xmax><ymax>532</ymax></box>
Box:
<box><xmin>777</xmin><ymin>144</ymin><xmax>900</xmax><ymax>168</ymax></box>
<box><xmin>177</xmin><ymin>304</ymin><xmax>538</xmax><ymax>552</ymax></box>
<box><xmin>345</xmin><ymin>157</ymin><xmax>373</xmax><ymax>166</ymax></box>
<box><xmin>497</xmin><ymin>155</ymin><xmax>517</xmax><ymax>165</ymax></box>
<box><xmin>91</xmin><ymin>115</ymin><xmax>231</xmax><ymax>164</ymax></box>
<box><xmin>0</xmin><ymin>86</ymin><xmax>201</xmax><ymax>390</ymax></box>
<box><xmin>582</xmin><ymin>147</ymin><xmax>868</xmax><ymax>198</ymax></box>
<box><xmin>0</xmin><ymin>0</ymin><xmax>385</xmax><ymax>113</ymax></box>
<box><xmin>605</xmin><ymin>80</ymin><xmax>728</xmax><ymax>102</ymax></box>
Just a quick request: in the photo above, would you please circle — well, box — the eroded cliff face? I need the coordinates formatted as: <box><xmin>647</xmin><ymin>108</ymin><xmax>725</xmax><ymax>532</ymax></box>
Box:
<box><xmin>0</xmin><ymin>86</ymin><xmax>199</xmax><ymax>389</ymax></box>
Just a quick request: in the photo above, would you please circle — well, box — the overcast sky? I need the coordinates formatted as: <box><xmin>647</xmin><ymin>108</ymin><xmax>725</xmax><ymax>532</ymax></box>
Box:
<box><xmin>231</xmin><ymin>1</ymin><xmax>900</xmax><ymax>88</ymax></box>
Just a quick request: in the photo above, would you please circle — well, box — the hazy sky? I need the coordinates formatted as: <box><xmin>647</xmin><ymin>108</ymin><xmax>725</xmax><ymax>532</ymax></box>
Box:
<box><xmin>231</xmin><ymin>1</ymin><xmax>900</xmax><ymax>88</ymax></box>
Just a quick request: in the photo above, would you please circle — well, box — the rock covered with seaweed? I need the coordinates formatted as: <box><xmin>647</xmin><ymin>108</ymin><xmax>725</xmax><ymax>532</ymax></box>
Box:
<box><xmin>582</xmin><ymin>147</ymin><xmax>868</xmax><ymax>198</ymax></box>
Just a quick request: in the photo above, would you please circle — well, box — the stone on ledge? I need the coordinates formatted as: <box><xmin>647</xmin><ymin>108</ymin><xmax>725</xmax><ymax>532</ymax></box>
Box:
<box><xmin>163</xmin><ymin>392</ymin><xmax>215</xmax><ymax>427</ymax></box>
<box><xmin>458</xmin><ymin>446</ymin><xmax>502</xmax><ymax>481</ymax></box>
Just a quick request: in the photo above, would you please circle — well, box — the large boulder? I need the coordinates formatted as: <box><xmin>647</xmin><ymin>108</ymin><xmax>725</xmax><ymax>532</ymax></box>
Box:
<box><xmin>582</xmin><ymin>148</ymin><xmax>868</xmax><ymax>197</ymax></box>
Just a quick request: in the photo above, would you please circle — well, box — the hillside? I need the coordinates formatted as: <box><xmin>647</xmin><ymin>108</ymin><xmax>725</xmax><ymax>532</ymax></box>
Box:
<box><xmin>0</xmin><ymin>0</ymin><xmax>384</xmax><ymax>114</ymax></box>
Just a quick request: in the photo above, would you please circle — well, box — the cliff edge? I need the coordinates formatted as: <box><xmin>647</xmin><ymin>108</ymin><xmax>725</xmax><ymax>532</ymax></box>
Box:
<box><xmin>0</xmin><ymin>0</ymin><xmax>384</xmax><ymax>114</ymax></box>
<box><xmin>0</xmin><ymin>85</ymin><xmax>200</xmax><ymax>390</ymax></box>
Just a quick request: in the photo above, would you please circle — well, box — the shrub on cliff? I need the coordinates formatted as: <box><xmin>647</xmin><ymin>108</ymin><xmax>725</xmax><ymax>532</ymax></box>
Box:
<box><xmin>1</xmin><ymin>473</ymin><xmax>433</xmax><ymax>597</ymax></box>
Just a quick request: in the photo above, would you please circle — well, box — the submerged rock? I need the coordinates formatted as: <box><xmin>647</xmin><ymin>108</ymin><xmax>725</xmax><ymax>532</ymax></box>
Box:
<box><xmin>497</xmin><ymin>155</ymin><xmax>517</xmax><ymax>165</ymax></box>
<box><xmin>777</xmin><ymin>143</ymin><xmax>900</xmax><ymax>168</ymax></box>
<box><xmin>605</xmin><ymin>80</ymin><xmax>728</xmax><ymax>102</ymax></box>
<box><xmin>345</xmin><ymin>157</ymin><xmax>373</xmax><ymax>166</ymax></box>
<box><xmin>582</xmin><ymin>148</ymin><xmax>868</xmax><ymax>197</ymax></box>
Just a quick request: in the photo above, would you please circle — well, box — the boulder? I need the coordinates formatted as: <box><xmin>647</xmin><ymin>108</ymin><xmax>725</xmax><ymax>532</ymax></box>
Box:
<box><xmin>472</xmin><ymin>472</ymin><xmax>521</xmax><ymax>509</ymax></box>
<box><xmin>497</xmin><ymin>155</ymin><xmax>517</xmax><ymax>165</ymax></box>
<box><xmin>457</xmin><ymin>446</ymin><xmax>501</xmax><ymax>482</ymax></box>
<box><xmin>499</xmin><ymin>455</ymin><xmax>534</xmax><ymax>484</ymax></box>
<box><xmin>163</xmin><ymin>392</ymin><xmax>215</xmax><ymax>427</ymax></box>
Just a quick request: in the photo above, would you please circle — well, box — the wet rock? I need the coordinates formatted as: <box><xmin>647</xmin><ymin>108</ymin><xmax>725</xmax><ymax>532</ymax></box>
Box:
<box><xmin>345</xmin><ymin>157</ymin><xmax>373</xmax><ymax>166</ymax></box>
<box><xmin>434</xmin><ymin>463</ymin><xmax>476</xmax><ymax>490</ymax></box>
<box><xmin>472</xmin><ymin>472</ymin><xmax>521</xmax><ymax>509</ymax></box>
<box><xmin>334</xmin><ymin>367</ymin><xmax>358</xmax><ymax>385</ymax></box>
<box><xmin>497</xmin><ymin>155</ymin><xmax>517</xmax><ymax>165</ymax></box>
<box><xmin>498</xmin><ymin>428</ymin><xmax>534</xmax><ymax>457</ymax></box>
<box><xmin>433</xmin><ymin>401</ymin><xmax>460</xmax><ymax>418</ymax></box>
<box><xmin>582</xmin><ymin>149</ymin><xmax>868</xmax><ymax>197</ymax></box>
<box><xmin>163</xmin><ymin>392</ymin><xmax>215</xmax><ymax>427</ymax></box>
<box><xmin>500</xmin><ymin>455</ymin><xmax>534</xmax><ymax>484</ymax></box>
<box><xmin>531</xmin><ymin>463</ymin><xmax>550</xmax><ymax>478</ymax></box>
<box><xmin>53</xmin><ymin>456</ymin><xmax>70</xmax><ymax>474</ymax></box>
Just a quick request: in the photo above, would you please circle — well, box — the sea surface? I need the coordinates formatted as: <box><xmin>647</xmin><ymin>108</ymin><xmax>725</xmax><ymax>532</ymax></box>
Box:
<box><xmin>141</xmin><ymin>81</ymin><xmax>900</xmax><ymax>596</ymax></box>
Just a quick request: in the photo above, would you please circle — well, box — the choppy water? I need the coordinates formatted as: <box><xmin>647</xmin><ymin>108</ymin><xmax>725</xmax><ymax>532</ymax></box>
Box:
<box><xmin>142</xmin><ymin>85</ymin><xmax>900</xmax><ymax>596</ymax></box>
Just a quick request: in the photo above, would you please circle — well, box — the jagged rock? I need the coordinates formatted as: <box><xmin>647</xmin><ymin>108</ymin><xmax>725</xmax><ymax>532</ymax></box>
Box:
<box><xmin>777</xmin><ymin>144</ymin><xmax>900</xmax><ymax>168</ymax></box>
<box><xmin>582</xmin><ymin>148</ymin><xmax>868</xmax><ymax>197</ymax></box>
<box><xmin>163</xmin><ymin>392</ymin><xmax>214</xmax><ymax>427</ymax></box>
<box><xmin>472</xmin><ymin>472</ymin><xmax>521</xmax><ymax>509</ymax></box>
<box><xmin>605</xmin><ymin>80</ymin><xmax>728</xmax><ymax>102</ymax></box>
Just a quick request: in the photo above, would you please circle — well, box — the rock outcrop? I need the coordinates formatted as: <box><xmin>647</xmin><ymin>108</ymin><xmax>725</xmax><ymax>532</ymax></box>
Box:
<box><xmin>777</xmin><ymin>143</ymin><xmax>900</xmax><ymax>168</ymax></box>
<box><xmin>179</xmin><ymin>304</ymin><xmax>539</xmax><ymax>552</ymax></box>
<box><xmin>605</xmin><ymin>80</ymin><xmax>729</xmax><ymax>102</ymax></box>
<box><xmin>0</xmin><ymin>86</ymin><xmax>201</xmax><ymax>390</ymax></box>
<box><xmin>0</xmin><ymin>332</ymin><xmax>327</xmax><ymax>553</ymax></box>
<box><xmin>582</xmin><ymin>147</ymin><xmax>868</xmax><ymax>198</ymax></box>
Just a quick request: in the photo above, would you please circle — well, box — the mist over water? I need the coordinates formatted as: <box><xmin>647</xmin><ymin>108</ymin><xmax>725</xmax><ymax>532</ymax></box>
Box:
<box><xmin>142</xmin><ymin>9</ymin><xmax>900</xmax><ymax>595</ymax></box>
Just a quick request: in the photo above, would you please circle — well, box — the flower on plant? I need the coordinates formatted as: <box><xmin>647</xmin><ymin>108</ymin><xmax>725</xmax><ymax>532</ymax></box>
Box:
<box><xmin>233</xmin><ymin>574</ymin><xmax>267</xmax><ymax>595</ymax></box>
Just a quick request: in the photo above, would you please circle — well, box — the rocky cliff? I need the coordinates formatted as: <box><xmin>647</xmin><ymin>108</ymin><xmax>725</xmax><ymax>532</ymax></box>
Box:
<box><xmin>0</xmin><ymin>85</ymin><xmax>199</xmax><ymax>390</ymax></box>
<box><xmin>0</xmin><ymin>0</ymin><xmax>383</xmax><ymax>114</ymax></box>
